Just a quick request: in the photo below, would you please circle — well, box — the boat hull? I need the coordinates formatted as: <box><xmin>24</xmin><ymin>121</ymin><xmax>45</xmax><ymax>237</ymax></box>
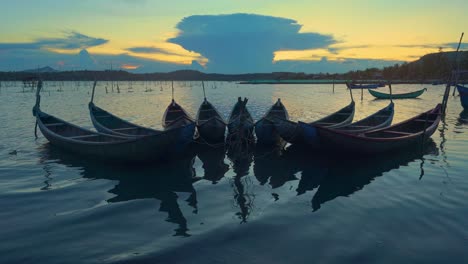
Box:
<box><xmin>318</xmin><ymin>124</ymin><xmax>438</xmax><ymax>154</ymax></box>
<box><xmin>335</xmin><ymin>102</ymin><xmax>394</xmax><ymax>134</ymax></box>
<box><xmin>38</xmin><ymin>113</ymin><xmax>195</xmax><ymax>162</ymax></box>
<box><xmin>89</xmin><ymin>103</ymin><xmax>195</xmax><ymax>155</ymax></box>
<box><xmin>317</xmin><ymin>105</ymin><xmax>441</xmax><ymax>154</ymax></box>
<box><xmin>456</xmin><ymin>85</ymin><xmax>468</xmax><ymax>109</ymax></box>
<box><xmin>255</xmin><ymin>118</ymin><xmax>285</xmax><ymax>146</ymax></box>
<box><xmin>368</xmin><ymin>88</ymin><xmax>427</xmax><ymax>99</ymax></box>
<box><xmin>227</xmin><ymin>117</ymin><xmax>254</xmax><ymax>141</ymax></box>
<box><xmin>197</xmin><ymin>117</ymin><xmax>226</xmax><ymax>144</ymax></box>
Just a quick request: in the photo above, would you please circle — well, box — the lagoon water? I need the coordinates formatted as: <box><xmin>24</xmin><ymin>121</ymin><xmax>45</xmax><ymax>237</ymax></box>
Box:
<box><xmin>1</xmin><ymin>81</ymin><xmax>467</xmax><ymax>263</ymax></box>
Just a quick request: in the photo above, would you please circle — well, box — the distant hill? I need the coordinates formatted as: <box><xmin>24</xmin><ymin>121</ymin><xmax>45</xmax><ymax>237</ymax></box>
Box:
<box><xmin>1</xmin><ymin>51</ymin><xmax>467</xmax><ymax>82</ymax></box>
<box><xmin>22</xmin><ymin>66</ymin><xmax>59</xmax><ymax>73</ymax></box>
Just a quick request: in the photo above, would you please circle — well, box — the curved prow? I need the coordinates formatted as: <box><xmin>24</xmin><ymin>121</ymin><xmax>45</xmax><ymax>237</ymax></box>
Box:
<box><xmin>33</xmin><ymin>80</ymin><xmax>43</xmax><ymax>116</ymax></box>
<box><xmin>90</xmin><ymin>80</ymin><xmax>97</xmax><ymax>104</ymax></box>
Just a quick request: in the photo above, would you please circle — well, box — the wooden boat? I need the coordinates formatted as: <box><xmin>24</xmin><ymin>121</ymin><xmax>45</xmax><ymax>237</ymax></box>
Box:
<box><xmin>33</xmin><ymin>81</ymin><xmax>190</xmax><ymax>163</ymax></box>
<box><xmin>88</xmin><ymin>82</ymin><xmax>195</xmax><ymax>154</ymax></box>
<box><xmin>254</xmin><ymin>98</ymin><xmax>289</xmax><ymax>146</ymax></box>
<box><xmin>335</xmin><ymin>102</ymin><xmax>394</xmax><ymax>134</ymax></box>
<box><xmin>368</xmin><ymin>87</ymin><xmax>427</xmax><ymax>99</ymax></box>
<box><xmin>317</xmin><ymin>104</ymin><xmax>442</xmax><ymax>154</ymax></box>
<box><xmin>273</xmin><ymin>101</ymin><xmax>355</xmax><ymax>145</ymax></box>
<box><xmin>347</xmin><ymin>83</ymin><xmax>384</xmax><ymax>89</ymax></box>
<box><xmin>227</xmin><ymin>97</ymin><xmax>255</xmax><ymax>141</ymax></box>
<box><xmin>195</xmin><ymin>82</ymin><xmax>226</xmax><ymax>144</ymax></box>
<box><xmin>456</xmin><ymin>85</ymin><xmax>468</xmax><ymax>109</ymax></box>
<box><xmin>162</xmin><ymin>99</ymin><xmax>195</xmax><ymax>130</ymax></box>
<box><xmin>162</xmin><ymin>81</ymin><xmax>195</xmax><ymax>131</ymax></box>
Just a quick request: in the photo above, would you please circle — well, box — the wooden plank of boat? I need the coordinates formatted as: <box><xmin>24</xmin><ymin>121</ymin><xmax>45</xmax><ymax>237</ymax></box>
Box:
<box><xmin>227</xmin><ymin>97</ymin><xmax>254</xmax><ymax>142</ymax></box>
<box><xmin>255</xmin><ymin>98</ymin><xmax>289</xmax><ymax>146</ymax></box>
<box><xmin>273</xmin><ymin>101</ymin><xmax>355</xmax><ymax>145</ymax></box>
<box><xmin>334</xmin><ymin>101</ymin><xmax>394</xmax><ymax>134</ymax></box>
<box><xmin>316</xmin><ymin>104</ymin><xmax>442</xmax><ymax>154</ymax></box>
<box><xmin>456</xmin><ymin>85</ymin><xmax>468</xmax><ymax>109</ymax></box>
<box><xmin>33</xmin><ymin>81</ymin><xmax>189</xmax><ymax>163</ymax></box>
<box><xmin>368</xmin><ymin>88</ymin><xmax>427</xmax><ymax>99</ymax></box>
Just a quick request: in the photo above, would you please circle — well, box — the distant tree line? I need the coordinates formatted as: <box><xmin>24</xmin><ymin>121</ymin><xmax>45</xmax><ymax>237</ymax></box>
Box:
<box><xmin>0</xmin><ymin>51</ymin><xmax>467</xmax><ymax>82</ymax></box>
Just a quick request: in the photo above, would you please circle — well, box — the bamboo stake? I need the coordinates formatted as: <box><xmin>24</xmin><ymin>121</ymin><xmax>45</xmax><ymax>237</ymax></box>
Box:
<box><xmin>90</xmin><ymin>81</ymin><xmax>97</xmax><ymax>103</ymax></box>
<box><xmin>442</xmin><ymin>32</ymin><xmax>464</xmax><ymax>114</ymax></box>
<box><xmin>389</xmin><ymin>82</ymin><xmax>393</xmax><ymax>103</ymax></box>
<box><xmin>348</xmin><ymin>85</ymin><xmax>354</xmax><ymax>102</ymax></box>
<box><xmin>202</xmin><ymin>81</ymin><xmax>206</xmax><ymax>100</ymax></box>
<box><xmin>453</xmin><ymin>32</ymin><xmax>465</xmax><ymax>96</ymax></box>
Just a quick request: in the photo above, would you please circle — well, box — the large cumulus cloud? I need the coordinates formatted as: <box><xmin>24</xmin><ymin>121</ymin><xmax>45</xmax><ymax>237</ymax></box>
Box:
<box><xmin>168</xmin><ymin>13</ymin><xmax>337</xmax><ymax>73</ymax></box>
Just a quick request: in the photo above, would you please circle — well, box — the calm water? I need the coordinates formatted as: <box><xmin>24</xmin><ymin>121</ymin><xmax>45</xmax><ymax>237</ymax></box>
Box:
<box><xmin>1</xmin><ymin>81</ymin><xmax>467</xmax><ymax>264</ymax></box>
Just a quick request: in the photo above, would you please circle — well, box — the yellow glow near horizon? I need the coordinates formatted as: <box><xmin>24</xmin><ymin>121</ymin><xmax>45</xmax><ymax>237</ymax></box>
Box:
<box><xmin>1</xmin><ymin>0</ymin><xmax>466</xmax><ymax>70</ymax></box>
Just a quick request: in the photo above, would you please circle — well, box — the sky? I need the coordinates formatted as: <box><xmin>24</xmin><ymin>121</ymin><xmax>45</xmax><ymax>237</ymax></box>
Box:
<box><xmin>0</xmin><ymin>0</ymin><xmax>466</xmax><ymax>73</ymax></box>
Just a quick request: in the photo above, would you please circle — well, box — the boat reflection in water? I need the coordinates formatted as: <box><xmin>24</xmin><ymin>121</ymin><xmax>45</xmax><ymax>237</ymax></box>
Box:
<box><xmin>458</xmin><ymin>110</ymin><xmax>468</xmax><ymax>125</ymax></box>
<box><xmin>284</xmin><ymin>140</ymin><xmax>439</xmax><ymax>211</ymax></box>
<box><xmin>38</xmin><ymin>143</ymin><xmax>199</xmax><ymax>237</ymax></box>
<box><xmin>38</xmin><ymin>136</ymin><xmax>440</xmax><ymax>234</ymax></box>
<box><xmin>253</xmin><ymin>146</ymin><xmax>298</xmax><ymax>191</ymax></box>
<box><xmin>196</xmin><ymin>145</ymin><xmax>229</xmax><ymax>184</ymax></box>
<box><xmin>227</xmin><ymin>140</ymin><xmax>254</xmax><ymax>223</ymax></box>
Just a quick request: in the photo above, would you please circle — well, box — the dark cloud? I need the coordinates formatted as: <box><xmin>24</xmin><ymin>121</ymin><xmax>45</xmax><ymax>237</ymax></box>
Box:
<box><xmin>0</xmin><ymin>31</ymin><xmax>108</xmax><ymax>51</ymax></box>
<box><xmin>126</xmin><ymin>46</ymin><xmax>180</xmax><ymax>56</ymax></box>
<box><xmin>273</xmin><ymin>58</ymin><xmax>402</xmax><ymax>73</ymax></box>
<box><xmin>396</xmin><ymin>42</ymin><xmax>467</xmax><ymax>50</ymax></box>
<box><xmin>328</xmin><ymin>45</ymin><xmax>371</xmax><ymax>54</ymax></box>
<box><xmin>444</xmin><ymin>42</ymin><xmax>468</xmax><ymax>50</ymax></box>
<box><xmin>169</xmin><ymin>13</ymin><xmax>337</xmax><ymax>73</ymax></box>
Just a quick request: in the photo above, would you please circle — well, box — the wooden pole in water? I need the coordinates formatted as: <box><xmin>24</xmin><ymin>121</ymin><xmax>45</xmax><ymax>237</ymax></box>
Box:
<box><xmin>348</xmin><ymin>85</ymin><xmax>354</xmax><ymax>102</ymax></box>
<box><xmin>90</xmin><ymin>81</ymin><xmax>97</xmax><ymax>103</ymax></box>
<box><xmin>202</xmin><ymin>81</ymin><xmax>206</xmax><ymax>100</ymax></box>
<box><xmin>332</xmin><ymin>78</ymin><xmax>335</xmax><ymax>93</ymax></box>
<box><xmin>452</xmin><ymin>32</ymin><xmax>465</xmax><ymax>96</ymax></box>
<box><xmin>171</xmin><ymin>80</ymin><xmax>174</xmax><ymax>102</ymax></box>
<box><xmin>389</xmin><ymin>82</ymin><xmax>393</xmax><ymax>103</ymax></box>
<box><xmin>442</xmin><ymin>32</ymin><xmax>464</xmax><ymax>114</ymax></box>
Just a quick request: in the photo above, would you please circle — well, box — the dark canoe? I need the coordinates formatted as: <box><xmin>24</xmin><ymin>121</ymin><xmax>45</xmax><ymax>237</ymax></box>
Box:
<box><xmin>162</xmin><ymin>99</ymin><xmax>196</xmax><ymax>131</ymax></box>
<box><xmin>368</xmin><ymin>88</ymin><xmax>427</xmax><ymax>99</ymax></box>
<box><xmin>33</xmin><ymin>82</ymin><xmax>190</xmax><ymax>163</ymax></box>
<box><xmin>335</xmin><ymin>101</ymin><xmax>394</xmax><ymax>134</ymax></box>
<box><xmin>88</xmin><ymin>103</ymin><xmax>195</xmax><ymax>154</ymax></box>
<box><xmin>317</xmin><ymin>104</ymin><xmax>442</xmax><ymax>154</ymax></box>
<box><xmin>347</xmin><ymin>83</ymin><xmax>384</xmax><ymax>89</ymax></box>
<box><xmin>227</xmin><ymin>97</ymin><xmax>254</xmax><ymax>141</ymax></box>
<box><xmin>274</xmin><ymin>101</ymin><xmax>355</xmax><ymax>145</ymax></box>
<box><xmin>254</xmin><ymin>98</ymin><xmax>289</xmax><ymax>146</ymax></box>
<box><xmin>456</xmin><ymin>85</ymin><xmax>468</xmax><ymax>109</ymax></box>
<box><xmin>196</xmin><ymin>99</ymin><xmax>226</xmax><ymax>144</ymax></box>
